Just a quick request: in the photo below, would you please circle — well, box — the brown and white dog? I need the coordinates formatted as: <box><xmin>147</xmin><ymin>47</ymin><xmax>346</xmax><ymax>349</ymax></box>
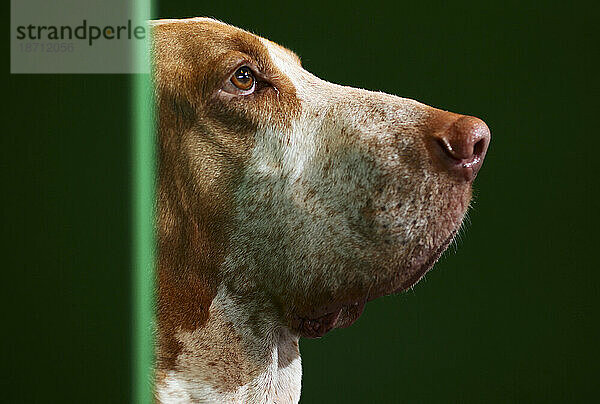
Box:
<box><xmin>151</xmin><ymin>17</ymin><xmax>490</xmax><ymax>403</ymax></box>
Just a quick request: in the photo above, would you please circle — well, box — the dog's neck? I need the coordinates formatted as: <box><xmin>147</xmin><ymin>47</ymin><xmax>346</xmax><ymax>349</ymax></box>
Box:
<box><xmin>156</xmin><ymin>283</ymin><xmax>302</xmax><ymax>403</ymax></box>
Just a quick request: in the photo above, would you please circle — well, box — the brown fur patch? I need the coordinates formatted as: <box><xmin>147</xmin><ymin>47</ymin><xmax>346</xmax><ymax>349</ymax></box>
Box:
<box><xmin>152</xmin><ymin>18</ymin><xmax>302</xmax><ymax>375</ymax></box>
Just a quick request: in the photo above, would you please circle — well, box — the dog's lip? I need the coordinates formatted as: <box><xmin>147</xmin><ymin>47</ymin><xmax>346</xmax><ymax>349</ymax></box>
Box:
<box><xmin>385</xmin><ymin>230</ymin><xmax>457</xmax><ymax>296</ymax></box>
<box><xmin>292</xmin><ymin>230</ymin><xmax>457</xmax><ymax>338</ymax></box>
<box><xmin>290</xmin><ymin>300</ymin><xmax>366</xmax><ymax>339</ymax></box>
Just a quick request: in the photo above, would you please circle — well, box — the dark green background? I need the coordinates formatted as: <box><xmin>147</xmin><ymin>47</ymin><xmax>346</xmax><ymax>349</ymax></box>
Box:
<box><xmin>5</xmin><ymin>0</ymin><xmax>598</xmax><ymax>402</ymax></box>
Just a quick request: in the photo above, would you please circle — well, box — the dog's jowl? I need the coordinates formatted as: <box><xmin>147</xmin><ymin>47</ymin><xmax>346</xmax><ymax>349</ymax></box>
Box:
<box><xmin>152</xmin><ymin>17</ymin><xmax>490</xmax><ymax>403</ymax></box>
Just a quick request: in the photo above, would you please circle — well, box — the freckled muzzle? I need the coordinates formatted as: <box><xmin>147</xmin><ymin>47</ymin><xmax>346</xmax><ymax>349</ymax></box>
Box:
<box><xmin>289</xmin><ymin>106</ymin><xmax>490</xmax><ymax>339</ymax></box>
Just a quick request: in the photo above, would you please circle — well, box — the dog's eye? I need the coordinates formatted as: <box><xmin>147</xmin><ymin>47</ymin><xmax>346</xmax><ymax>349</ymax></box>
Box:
<box><xmin>231</xmin><ymin>66</ymin><xmax>255</xmax><ymax>92</ymax></box>
<box><xmin>220</xmin><ymin>64</ymin><xmax>267</xmax><ymax>96</ymax></box>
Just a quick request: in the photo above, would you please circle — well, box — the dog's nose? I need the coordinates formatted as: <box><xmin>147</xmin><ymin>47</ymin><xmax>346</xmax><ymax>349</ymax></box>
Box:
<box><xmin>430</xmin><ymin>115</ymin><xmax>490</xmax><ymax>181</ymax></box>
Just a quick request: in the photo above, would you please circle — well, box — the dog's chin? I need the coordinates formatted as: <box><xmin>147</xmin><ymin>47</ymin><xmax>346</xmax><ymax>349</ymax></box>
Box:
<box><xmin>290</xmin><ymin>228</ymin><xmax>459</xmax><ymax>339</ymax></box>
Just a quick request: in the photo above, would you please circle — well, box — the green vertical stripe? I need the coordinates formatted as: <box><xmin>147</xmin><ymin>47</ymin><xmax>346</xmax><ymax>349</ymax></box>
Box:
<box><xmin>132</xmin><ymin>1</ymin><xmax>155</xmax><ymax>403</ymax></box>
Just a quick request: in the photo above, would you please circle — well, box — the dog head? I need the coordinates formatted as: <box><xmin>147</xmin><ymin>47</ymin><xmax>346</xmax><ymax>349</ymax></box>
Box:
<box><xmin>152</xmin><ymin>18</ymin><xmax>490</xmax><ymax>341</ymax></box>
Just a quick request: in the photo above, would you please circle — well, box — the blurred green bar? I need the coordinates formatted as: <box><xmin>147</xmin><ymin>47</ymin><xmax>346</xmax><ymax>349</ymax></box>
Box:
<box><xmin>132</xmin><ymin>0</ymin><xmax>154</xmax><ymax>403</ymax></box>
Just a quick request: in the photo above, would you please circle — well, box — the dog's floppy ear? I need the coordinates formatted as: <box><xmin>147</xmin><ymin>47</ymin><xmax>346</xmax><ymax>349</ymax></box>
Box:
<box><xmin>152</xmin><ymin>19</ymin><xmax>225</xmax><ymax>119</ymax></box>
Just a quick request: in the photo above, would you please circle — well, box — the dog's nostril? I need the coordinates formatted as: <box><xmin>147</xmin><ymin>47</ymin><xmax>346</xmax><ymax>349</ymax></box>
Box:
<box><xmin>473</xmin><ymin>138</ymin><xmax>486</xmax><ymax>158</ymax></box>
<box><xmin>435</xmin><ymin>138</ymin><xmax>459</xmax><ymax>161</ymax></box>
